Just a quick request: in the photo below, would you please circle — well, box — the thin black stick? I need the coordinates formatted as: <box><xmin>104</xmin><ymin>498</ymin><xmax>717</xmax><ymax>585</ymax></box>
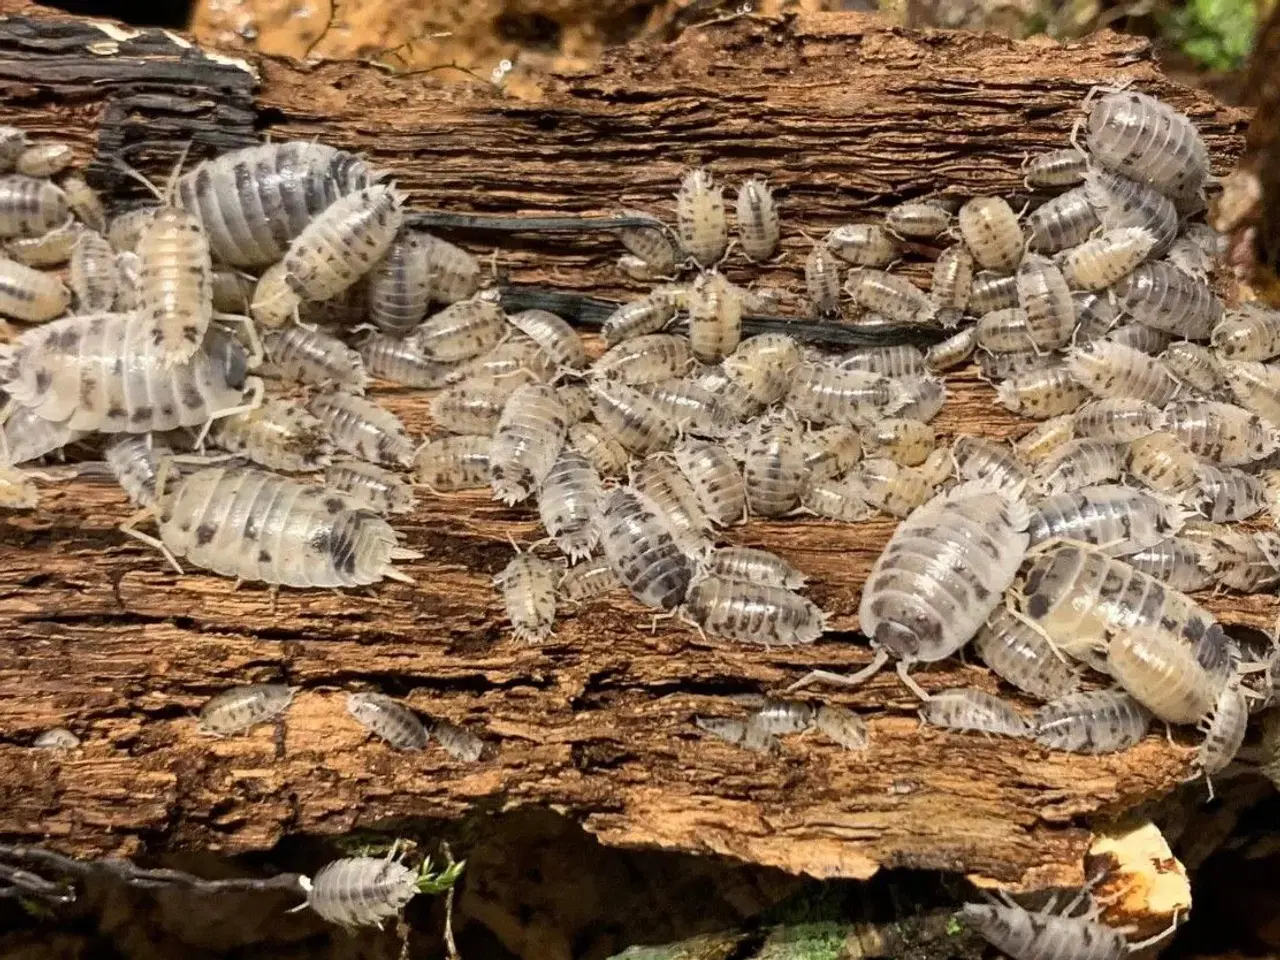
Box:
<box><xmin>405</xmin><ymin>211</ymin><xmax>669</xmax><ymax>234</ymax></box>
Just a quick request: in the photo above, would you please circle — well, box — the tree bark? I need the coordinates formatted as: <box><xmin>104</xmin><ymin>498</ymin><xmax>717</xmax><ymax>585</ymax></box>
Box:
<box><xmin>0</xmin><ymin>0</ymin><xmax>1262</xmax><ymax>894</ymax></box>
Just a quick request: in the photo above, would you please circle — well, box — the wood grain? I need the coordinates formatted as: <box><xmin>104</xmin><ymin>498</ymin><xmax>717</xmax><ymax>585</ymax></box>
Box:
<box><xmin>0</xmin><ymin>1</ymin><xmax>1263</xmax><ymax>890</ymax></box>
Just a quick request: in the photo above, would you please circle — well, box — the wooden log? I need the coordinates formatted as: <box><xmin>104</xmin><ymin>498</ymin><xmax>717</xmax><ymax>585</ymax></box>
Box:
<box><xmin>0</xmin><ymin>1</ymin><xmax>1264</xmax><ymax>893</ymax></box>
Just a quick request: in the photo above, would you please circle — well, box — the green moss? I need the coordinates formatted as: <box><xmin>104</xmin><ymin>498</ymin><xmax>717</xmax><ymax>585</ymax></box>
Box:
<box><xmin>755</xmin><ymin>921</ymin><xmax>848</xmax><ymax>960</ymax></box>
<box><xmin>1161</xmin><ymin>0</ymin><xmax>1257</xmax><ymax>70</ymax></box>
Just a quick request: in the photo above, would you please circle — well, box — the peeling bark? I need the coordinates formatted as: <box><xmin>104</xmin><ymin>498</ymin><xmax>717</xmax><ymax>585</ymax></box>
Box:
<box><xmin>0</xmin><ymin>0</ymin><xmax>1262</xmax><ymax>891</ymax></box>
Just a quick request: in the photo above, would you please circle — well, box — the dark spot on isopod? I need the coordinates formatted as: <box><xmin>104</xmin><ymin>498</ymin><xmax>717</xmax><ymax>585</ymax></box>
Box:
<box><xmin>195</xmin><ymin>523</ymin><xmax>217</xmax><ymax>547</ymax></box>
<box><xmin>1027</xmin><ymin>593</ymin><xmax>1050</xmax><ymax>618</ymax></box>
<box><xmin>324</xmin><ymin>496</ymin><xmax>345</xmax><ymax>514</ymax></box>
<box><xmin>89</xmin><ymin>317</ymin><xmax>105</xmax><ymax>335</ymax></box>
<box><xmin>34</xmin><ymin>368</ymin><xmax>51</xmax><ymax>393</ymax></box>
<box><xmin>161</xmin><ymin>404</ymin><xmax>174</xmax><ymax>417</ymax></box>
<box><xmin>259</xmin><ymin>549</ymin><xmax>271</xmax><ymax>563</ymax></box>
<box><xmin>131</xmin><ymin>405</ymin><xmax>153</xmax><ymax>424</ymax></box>
<box><xmin>181</xmin><ymin>384</ymin><xmax>203</xmax><ymax>409</ymax></box>
<box><xmin>56</xmin><ymin>327</ymin><xmax>80</xmax><ymax>351</ymax></box>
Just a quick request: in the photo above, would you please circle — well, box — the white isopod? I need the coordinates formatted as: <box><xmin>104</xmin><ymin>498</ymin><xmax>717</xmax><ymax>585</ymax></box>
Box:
<box><xmin>676</xmin><ymin>168</ymin><xmax>728</xmax><ymax>266</ymax></box>
<box><xmin>918</xmin><ymin>688</ymin><xmax>1029</xmax><ymax>738</ymax></box>
<box><xmin>735</xmin><ymin>177</ymin><xmax>780</xmax><ymax>261</ymax></box>
<box><xmin>346</xmin><ymin>692</ymin><xmax>430</xmax><ymax>749</ymax></box>
<box><xmin>495</xmin><ymin>551</ymin><xmax>558</xmax><ymax>641</ymax></box>
<box><xmin>309</xmin><ymin>391</ymin><xmax>415</xmax><ymax>467</ymax></box>
<box><xmin>198</xmin><ymin>683</ymin><xmax>297</xmax><ymax>736</ymax></box>
<box><xmin>684</xmin><ymin>575</ymin><xmax>826</xmax><ymax>645</ymax></box>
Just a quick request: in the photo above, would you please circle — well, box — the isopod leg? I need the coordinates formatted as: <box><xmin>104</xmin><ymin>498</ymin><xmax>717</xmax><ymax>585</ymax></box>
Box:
<box><xmin>1126</xmin><ymin>912</ymin><xmax>1181</xmax><ymax>953</ymax></box>
<box><xmin>196</xmin><ymin>376</ymin><xmax>266</xmax><ymax>447</ymax></box>
<box><xmin>896</xmin><ymin>659</ymin><xmax>931</xmax><ymax>701</ymax></box>
<box><xmin>213</xmin><ymin>311</ymin><xmax>265</xmax><ymax>369</ymax></box>
<box><xmin>785</xmin><ymin>647</ymin><xmax>890</xmax><ymax>693</ymax></box>
<box><xmin>119</xmin><ymin>508</ymin><xmax>184</xmax><ymax>575</ymax></box>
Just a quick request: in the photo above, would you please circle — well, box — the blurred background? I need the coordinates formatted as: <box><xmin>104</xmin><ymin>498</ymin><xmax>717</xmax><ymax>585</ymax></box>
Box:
<box><xmin>36</xmin><ymin>0</ymin><xmax>1275</xmax><ymax>101</ymax></box>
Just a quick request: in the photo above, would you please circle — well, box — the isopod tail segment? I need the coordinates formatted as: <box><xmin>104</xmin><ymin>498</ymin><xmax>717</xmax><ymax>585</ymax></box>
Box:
<box><xmin>785</xmin><ymin>646</ymin><xmax>933</xmax><ymax>701</ymax></box>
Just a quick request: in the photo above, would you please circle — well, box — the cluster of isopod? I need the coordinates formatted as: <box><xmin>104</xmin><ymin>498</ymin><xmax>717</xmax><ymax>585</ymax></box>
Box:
<box><xmin>1</xmin><ymin>85</ymin><xmax>1276</xmax><ymax>941</ymax></box>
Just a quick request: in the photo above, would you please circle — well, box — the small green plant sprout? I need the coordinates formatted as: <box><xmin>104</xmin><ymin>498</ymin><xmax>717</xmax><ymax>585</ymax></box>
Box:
<box><xmin>417</xmin><ymin>856</ymin><xmax>465</xmax><ymax>895</ymax></box>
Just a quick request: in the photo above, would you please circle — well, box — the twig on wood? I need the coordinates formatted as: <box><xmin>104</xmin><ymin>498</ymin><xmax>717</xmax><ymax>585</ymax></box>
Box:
<box><xmin>0</xmin><ymin>843</ymin><xmax>304</xmax><ymax>902</ymax></box>
<box><xmin>405</xmin><ymin>211</ymin><xmax>670</xmax><ymax>235</ymax></box>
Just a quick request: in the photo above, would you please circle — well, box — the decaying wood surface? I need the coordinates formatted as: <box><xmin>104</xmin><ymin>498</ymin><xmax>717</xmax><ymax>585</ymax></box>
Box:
<box><xmin>0</xmin><ymin>0</ymin><xmax>1263</xmax><ymax>890</ymax></box>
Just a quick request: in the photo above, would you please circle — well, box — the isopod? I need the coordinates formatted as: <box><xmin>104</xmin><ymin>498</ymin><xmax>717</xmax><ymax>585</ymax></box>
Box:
<box><xmin>1014</xmin><ymin>416</ymin><xmax>1076</xmax><ymax>464</ymax></box>
<box><xmin>735</xmin><ymin>177</ymin><xmax>780</xmax><ymax>261</ymax></box>
<box><xmin>676</xmin><ymin>168</ymin><xmax>727</xmax><ymax>266</ymax></box>
<box><xmin>799</xmin><ymin>474</ymin><xmax>873</xmax><ymax>521</ymax></box>
<box><xmin>509</xmin><ymin>308</ymin><xmax>586</xmax><ymax>371</ymax></box>
<box><xmin>995</xmin><ymin>365</ymin><xmax>1091</xmax><ymax>419</ymax></box>
<box><xmin>347</xmin><ymin>692</ymin><xmax>430</xmax><ymax>751</ymax></box>
<box><xmin>2</xmin><ymin>314</ymin><xmax>255</xmax><ymax>433</ymax></box>
<box><xmin>825</xmin><ymin>223</ymin><xmax>898</xmax><ymax>268</ymax></box>
<box><xmin>211</xmin><ymin>397</ymin><xmax>333</xmax><ymax>472</ymax></box>
<box><xmin>107</xmin><ymin>206</ymin><xmax>155</xmax><ymax>253</ymax></box>
<box><xmin>1103</xmin><ymin>322</ymin><xmax>1176</xmax><ymax>356</ymax></box>
<box><xmin>722</xmin><ymin>334</ymin><xmax>801</xmax><ymax>405</ymax></box>
<box><xmin>0</xmin><ymin>174</ymin><xmax>69</xmax><ymax>238</ymax></box>
<box><xmin>925</xmin><ymin>326</ymin><xmax>978</xmax><ymax>372</ymax></box>
<box><xmin>135</xmin><ymin>197</ymin><xmax>216</xmax><ymax>368</ymax></box>
<box><xmin>618</xmin><ymin>208</ymin><xmax>678</xmax><ymax>275</ymax></box>
<box><xmin>410</xmin><ymin>296</ymin><xmax>509</xmax><ymax>363</ymax></box>
<box><xmin>865</xmin><ymin>417</ymin><xmax>935</xmax><ymax>466</ymax></box>
<box><xmin>1197</xmin><ymin>675</ymin><xmax>1249</xmax><ymax>784</ymax></box>
<box><xmin>413</xmin><ymin>434</ymin><xmax>491</xmax><ymax>491</ymax></box>
<box><xmin>1027</xmin><ymin>483</ymin><xmax>1184</xmax><ymax>553</ymax></box>
<box><xmin>60</xmin><ymin>174</ymin><xmax>105</xmax><ymax>233</ymax></box>
<box><xmin>366</xmin><ymin>229</ymin><xmax>433</xmax><ymax>335</ymax></box>
<box><xmin>951</xmin><ymin>435</ymin><xmax>1032</xmax><ymax>496</ymax></box>
<box><xmin>968</xmin><ymin>271</ymin><xmax>1019</xmax><ymax>314</ymax></box>
<box><xmin>1072</xmin><ymin>398</ymin><xmax>1163</xmax><ymax>443</ymax></box>
<box><xmin>308</xmin><ymin>391</ymin><xmax>415</xmax><ymax>467</ymax></box>
<box><xmin>177</xmin><ymin>141</ymin><xmax>376</xmax><ymax>267</ymax></box>
<box><xmin>600</xmin><ymin>289</ymin><xmax>679</xmax><ymax>345</ymax></box>
<box><xmin>1108</xmin><ymin>623</ymin><xmax>1224</xmax><ymax>724</ymax></box>
<box><xmin>1032</xmin><ymin>689</ymin><xmax>1152</xmax><ymax>754</ymax></box>
<box><xmin>495</xmin><ymin>551</ymin><xmax>558</xmax><ymax>641</ymax></box>
<box><xmin>537</xmin><ymin>447</ymin><xmax>602</xmax><ymax>560</ymax></box>
<box><xmin>557</xmin><ymin>554</ymin><xmax>621</xmax><ymax>602</ymax></box>
<box><xmin>0</xmin><ymin>256</ymin><xmax>70</xmax><ymax>322</ymax></box>
<box><xmin>567</xmin><ymin>420</ymin><xmax>630</xmax><ymax>477</ymax></box>
<box><xmin>742</xmin><ymin>416</ymin><xmax>807</xmax><ymax>517</ymax></box>
<box><xmin>489</xmin><ymin>383</ymin><xmax>568</xmax><ymax>504</ymax></box>
<box><xmin>264</xmin><ymin>324</ymin><xmax>368</xmax><ymax>394</ymax></box>
<box><xmin>446</xmin><ymin>338</ymin><xmax>554</xmax><ymax>386</ymax></box>
<box><xmin>594</xmin><ymin>333</ymin><xmax>693</xmax><ymax>385</ymax></box>
<box><xmin>886</xmin><ymin>200</ymin><xmax>950</xmax><ymax>238</ymax></box>
<box><xmin>853</xmin><ymin>456</ymin><xmax>937</xmax><ymax>518</ymax></box>
<box><xmin>282</xmin><ymin>184</ymin><xmax>403</xmax><ymax>304</ymax></box>
<box><xmin>597</xmin><ymin>487</ymin><xmax>695</xmax><ymax>610</ymax></box>
<box><xmin>1023</xmin><ymin>147</ymin><xmax>1089</xmax><ymax>188</ymax></box>
<box><xmin>958</xmin><ymin>196</ymin><xmax>1023</xmax><ymax>273</ymax></box>
<box><xmin>1034</xmin><ymin>439</ymin><xmax>1125</xmax><ymax>496</ymax></box>
<box><xmin>1163</xmin><ymin>399</ymin><xmax>1280</xmax><ymax>465</ymax></box>
<box><xmin>1185</xmin><ymin>462</ymin><xmax>1266</xmax><ymax>522</ymax></box>
<box><xmin>103</xmin><ymin>435</ymin><xmax>173</xmax><ymax>506</ymax></box>
<box><xmin>793</xmin><ymin>481</ymin><xmax>1029</xmax><ymax>697</ymax></box>
<box><xmin>684</xmin><ymin>575</ymin><xmax>826</xmax><ymax>645</ymax></box>
<box><xmin>805</xmin><ymin>242</ymin><xmax>842</xmax><ymax>315</ymax></box>
<box><xmin>1083</xmin><ymin>169</ymin><xmax>1180</xmax><ymax>255</ymax></box>
<box><xmin>198</xmin><ymin>683</ymin><xmax>297</xmax><ymax>736</ymax></box>
<box><xmin>589</xmin><ymin>379</ymin><xmax>674</xmax><ymax>455</ymax></box>
<box><xmin>845</xmin><ymin>269</ymin><xmax>934</xmax><ymax>324</ymax></box>
<box><xmin>813</xmin><ymin>704</ymin><xmax>869</xmax><ymax>750</ymax></box>
<box><xmin>929</xmin><ymin>243</ymin><xmax>974</xmax><ymax>321</ymax></box>
<box><xmin>1057</xmin><ymin>226</ymin><xmax>1157</xmax><ymax>290</ymax></box>
<box><xmin>671</xmin><ymin>438</ymin><xmax>747</xmax><ymax>526</ymax></box>
<box><xmin>918</xmin><ymin>687</ymin><xmax>1028</xmax><ymax>738</ymax></box>
<box><xmin>68</xmin><ymin>230</ymin><xmax>117</xmax><ymax>312</ymax></box>
<box><xmin>962</xmin><ymin>895</ymin><xmax>1167</xmax><ymax>960</ymax></box>
<box><xmin>419</xmin><ymin>232</ymin><xmax>482</xmax><ymax>304</ymax></box>
<box><xmin>1212</xmin><ymin>304</ymin><xmax>1280</xmax><ymax>361</ymax></box>
<box><xmin>643</xmin><ymin>378</ymin><xmax>737</xmax><ymax>439</ymax></box>
<box><xmin>1123</xmin><ymin>536</ymin><xmax>1216</xmax><ymax>591</ymax></box>
<box><xmin>1222</xmin><ymin>359</ymin><xmax>1280</xmax><ymax>428</ymax></box>
<box><xmin>430</xmin><ymin>373</ymin><xmax>534</xmax><ymax>435</ymax></box>
<box><xmin>129</xmin><ymin>465</ymin><xmax>420</xmax><ymax>586</ymax></box>
<box><xmin>434</xmin><ymin>720</ymin><xmax>485</xmax><ymax>762</ymax></box>
<box><xmin>1180</xmin><ymin>520</ymin><xmax>1280</xmax><ymax>592</ymax></box>
<box><xmin>836</xmin><ymin>344</ymin><xmax>926</xmax><ymax>378</ymax></box>
<box><xmin>1111</xmin><ymin>261</ymin><xmax>1221</xmax><ymax>339</ymax></box>
<box><xmin>6</xmin><ymin>215</ymin><xmax>80</xmax><ymax>267</ymax></box>
<box><xmin>1</xmin><ymin>403</ymin><xmax>84</xmax><ymax>465</ymax></box>
<box><xmin>16</xmin><ymin>142</ymin><xmax>73</xmax><ymax>178</ymax></box>
<box><xmin>1014</xmin><ymin>254</ymin><xmax>1074</xmax><ymax>351</ymax></box>
<box><xmin>705</xmin><ymin>545</ymin><xmax>805</xmax><ymax>589</ymax></box>
<box><xmin>632</xmin><ymin>453</ymin><xmax>712</xmax><ymax>553</ymax></box>
<box><xmin>695</xmin><ymin>716</ymin><xmax>777</xmax><ymax>753</ymax></box>
<box><xmin>973</xmin><ymin>606</ymin><xmax>1079</xmax><ymax>700</ymax></box>
<box><xmin>32</xmin><ymin>728</ymin><xmax>79</xmax><ymax>749</ymax></box>
<box><xmin>326</xmin><ymin>459</ymin><xmax>415</xmax><ymax>514</ymax></box>
<box><xmin>1126</xmin><ymin>431</ymin><xmax>1200</xmax><ymax>493</ymax></box>
<box><xmin>1065</xmin><ymin>340</ymin><xmax>1180</xmax><ymax>406</ymax></box>
<box><xmin>749</xmin><ymin>698</ymin><xmax>816</xmax><ymax>735</ymax></box>
<box><xmin>687</xmin><ymin>271</ymin><xmax>742</xmax><ymax>363</ymax></box>
<box><xmin>1161</xmin><ymin>341</ymin><xmax>1228</xmax><ymax>397</ymax></box>
<box><xmin>302</xmin><ymin>852</ymin><xmax>423</xmax><ymax>929</ymax></box>
<box><xmin>358</xmin><ymin>332</ymin><xmax>453</xmax><ymax>388</ymax></box>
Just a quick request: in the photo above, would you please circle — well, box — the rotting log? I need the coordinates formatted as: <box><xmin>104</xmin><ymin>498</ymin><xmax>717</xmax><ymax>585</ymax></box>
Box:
<box><xmin>0</xmin><ymin>1</ymin><xmax>1264</xmax><ymax>892</ymax></box>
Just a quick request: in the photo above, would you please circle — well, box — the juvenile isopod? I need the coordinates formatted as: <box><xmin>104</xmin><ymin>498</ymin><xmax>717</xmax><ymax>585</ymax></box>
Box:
<box><xmin>853</xmin><ymin>456</ymin><xmax>937</xmax><ymax>518</ymax></box>
<box><xmin>1161</xmin><ymin>342</ymin><xmax>1228</xmax><ymax>397</ymax></box>
<box><xmin>1185</xmin><ymin>462</ymin><xmax>1267</xmax><ymax>522</ymax></box>
<box><xmin>601</xmin><ymin>288</ymin><xmax>680</xmax><ymax>345</ymax></box>
<box><xmin>6</xmin><ymin>215</ymin><xmax>80</xmax><ymax>267</ymax></box>
<box><xmin>676</xmin><ymin>168</ymin><xmax>727</xmax><ymax>266</ymax></box>
<box><xmin>958</xmin><ymin>196</ymin><xmax>1023</xmax><ymax>273</ymax></box>
<box><xmin>813</xmin><ymin>704</ymin><xmax>869</xmax><ymax>750</ymax></box>
<box><xmin>0</xmin><ymin>174</ymin><xmax>68</xmax><ymax>238</ymax></box>
<box><xmin>1072</xmin><ymin>398</ymin><xmax>1163</xmax><ymax>443</ymax></box>
<box><xmin>281</xmin><ymin>184</ymin><xmax>404</xmax><ymax>306</ymax></box>
<box><xmin>632</xmin><ymin>453</ymin><xmax>713</xmax><ymax>553</ymax></box>
<box><xmin>805</xmin><ymin>242</ymin><xmax>843</xmax><ymax>315</ymax></box>
<box><xmin>16</xmin><ymin>142</ymin><xmax>73</xmax><ymax>178</ymax></box>
<box><xmin>1126</xmin><ymin>431</ymin><xmax>1200</xmax><ymax>493</ymax></box>
<box><xmin>799</xmin><ymin>474</ymin><xmax>873</xmax><ymax>522</ymax></box>
<box><xmin>735</xmin><ymin>177</ymin><xmax>780</xmax><ymax>261</ymax></box>
<box><xmin>433</xmin><ymin>720</ymin><xmax>486</xmax><ymax>762</ymax></box>
<box><xmin>135</xmin><ymin>199</ymin><xmax>216</xmax><ymax>368</ymax></box>
<box><xmin>127</xmin><ymin>465</ymin><xmax>420</xmax><ymax>586</ymax></box>
<box><xmin>995</xmin><ymin>365</ymin><xmax>1091</xmax><ymax>420</ymax></box>
<box><xmin>346</xmin><ymin>692</ymin><xmax>429</xmax><ymax>749</ymax></box>
<box><xmin>488</xmin><ymin>383</ymin><xmax>568</xmax><ymax>504</ymax></box>
<box><xmin>178</xmin><ymin>141</ymin><xmax>376</xmax><ymax>267</ymax></box>
<box><xmin>642</xmin><ymin>378</ymin><xmax>737</xmax><ymax>439</ymax></box>
<box><xmin>705</xmin><ymin>545</ymin><xmax>806</xmax><ymax>589</ymax></box>
<box><xmin>308</xmin><ymin>391</ymin><xmax>415</xmax><ymax>467</ymax></box>
<box><xmin>302</xmin><ymin>852</ymin><xmax>424</xmax><ymax>929</ymax></box>
<box><xmin>1014</xmin><ymin>254</ymin><xmax>1074</xmax><ymax>351</ymax></box>
<box><xmin>537</xmin><ymin>448</ymin><xmax>602</xmax><ymax>560</ymax></box>
<box><xmin>1032</xmin><ymin>689</ymin><xmax>1151</xmax><ymax>754</ymax></box>
<box><xmin>1108</xmin><ymin>624</ymin><xmax>1224</xmax><ymax>724</ymax></box>
<box><xmin>687</xmin><ymin>271</ymin><xmax>742</xmax><ymax>363</ymax></box>
<box><xmin>865</xmin><ymin>417</ymin><xmax>936</xmax><ymax>466</ymax></box>
<box><xmin>1014</xmin><ymin>416</ymin><xmax>1076</xmax><ymax>464</ymax></box>
<box><xmin>742</xmin><ymin>416</ymin><xmax>807</xmax><ymax>517</ymax></box>
<box><xmin>925</xmin><ymin>326</ymin><xmax>977</xmax><ymax>372</ymax></box>
<box><xmin>597</xmin><ymin>487</ymin><xmax>695</xmax><ymax>610</ymax></box>
<box><xmin>589</xmin><ymin>380</ymin><xmax>673</xmax><ymax>455</ymax></box>
<box><xmin>684</xmin><ymin>575</ymin><xmax>826</xmax><ymax>645</ymax></box>
<box><xmin>973</xmin><ymin>606</ymin><xmax>1080</xmax><ymax>700</ymax></box>
<box><xmin>671</xmin><ymin>437</ymin><xmax>747</xmax><ymax>526</ymax></box>
<box><xmin>410</xmin><ymin>296</ymin><xmax>509</xmax><ymax>363</ymax></box>
<box><xmin>103</xmin><ymin>435</ymin><xmax>173</xmax><ymax>506</ymax></box>
<box><xmin>495</xmin><ymin>551</ymin><xmax>558</xmax><ymax>641</ymax></box>
<box><xmin>211</xmin><ymin>397</ymin><xmax>333</xmax><ymax>472</ymax></box>
<box><xmin>1034</xmin><ymin>439</ymin><xmax>1125</xmax><ymax>496</ymax></box>
<box><xmin>366</xmin><ymin>229</ymin><xmax>433</xmax><ymax>335</ymax></box>
<box><xmin>786</xmin><ymin>362</ymin><xmax>901</xmax><ymax>426</ymax></box>
<box><xmin>60</xmin><ymin>173</ymin><xmax>105</xmax><ymax>233</ymax></box>
<box><xmin>419</xmin><ymin>232</ymin><xmax>482</xmax><ymax>304</ymax></box>
<box><xmin>1066</xmin><ymin>340</ymin><xmax>1180</xmax><ymax>406</ymax></box>
<box><xmin>975</xmin><ymin>307</ymin><xmax>1036</xmax><ymax>354</ymax></box>
<box><xmin>509</xmin><ymin>308</ymin><xmax>586</xmax><ymax>371</ymax></box>
<box><xmin>918</xmin><ymin>687</ymin><xmax>1028</xmax><ymax>738</ymax></box>
<box><xmin>68</xmin><ymin>230</ymin><xmax>116</xmax><ymax>312</ymax></box>
<box><xmin>1085</xmin><ymin>88</ymin><xmax>1209</xmax><ymax>210</ymax></box>
<box><xmin>1023</xmin><ymin>147</ymin><xmax>1088</xmax><ymax>189</ymax></box>
<box><xmin>1027</xmin><ymin>484</ymin><xmax>1184</xmax><ymax>553</ymax></box>
<box><xmin>885</xmin><ymin>200</ymin><xmax>950</xmax><ymax>239</ymax></box>
<box><xmin>836</xmin><ymin>344</ymin><xmax>926</xmax><ymax>378</ymax></box>
<box><xmin>1083</xmin><ymin>168</ymin><xmax>1180</xmax><ymax>255</ymax></box>
<box><xmin>824</xmin><ymin>223</ymin><xmax>898</xmax><ymax>268</ymax></box>
<box><xmin>264</xmin><ymin>325</ymin><xmax>368</xmax><ymax>394</ymax></box>
<box><xmin>358</xmin><ymin>332</ymin><xmax>453</xmax><ymax>389</ymax></box>
<box><xmin>722</xmin><ymin>334</ymin><xmax>801</xmax><ymax>405</ymax></box>
<box><xmin>567</xmin><ymin>420</ymin><xmax>630</xmax><ymax>478</ymax></box>
<box><xmin>1056</xmin><ymin>226</ymin><xmax>1157</xmax><ymax>290</ymax></box>
<box><xmin>792</xmin><ymin>481</ymin><xmax>1029</xmax><ymax>697</ymax></box>
<box><xmin>929</xmin><ymin>244</ymin><xmax>974</xmax><ymax>322</ymax></box>
<box><xmin>1111</xmin><ymin>261</ymin><xmax>1221</xmax><ymax>339</ymax></box>
<box><xmin>1212</xmin><ymin>304</ymin><xmax>1280</xmax><ymax>361</ymax></box>
<box><xmin>326</xmin><ymin>459</ymin><xmax>415</xmax><ymax>515</ymax></box>
<box><xmin>1124</xmin><ymin>536</ymin><xmax>1216</xmax><ymax>591</ymax></box>
<box><xmin>557</xmin><ymin>554</ymin><xmax>621</xmax><ymax>602</ymax></box>
<box><xmin>618</xmin><ymin>208</ymin><xmax>678</xmax><ymax>276</ymax></box>
<box><xmin>0</xmin><ymin>256</ymin><xmax>69</xmax><ymax>322</ymax></box>
<box><xmin>594</xmin><ymin>333</ymin><xmax>693</xmax><ymax>385</ymax></box>
<box><xmin>1163</xmin><ymin>399</ymin><xmax>1280</xmax><ymax>465</ymax></box>
<box><xmin>845</xmin><ymin>269</ymin><xmax>934</xmax><ymax>324</ymax></box>
<box><xmin>198</xmin><ymin>683</ymin><xmax>297</xmax><ymax>736</ymax></box>
<box><xmin>430</xmin><ymin>372</ymin><xmax>534</xmax><ymax>435</ymax></box>
<box><xmin>446</xmin><ymin>338</ymin><xmax>554</xmax><ymax>386</ymax></box>
<box><xmin>413</xmin><ymin>434</ymin><xmax>490</xmax><ymax>491</ymax></box>
<box><xmin>2</xmin><ymin>314</ymin><xmax>255</xmax><ymax>433</ymax></box>
<box><xmin>951</xmin><ymin>435</ymin><xmax>1032</xmax><ymax>496</ymax></box>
